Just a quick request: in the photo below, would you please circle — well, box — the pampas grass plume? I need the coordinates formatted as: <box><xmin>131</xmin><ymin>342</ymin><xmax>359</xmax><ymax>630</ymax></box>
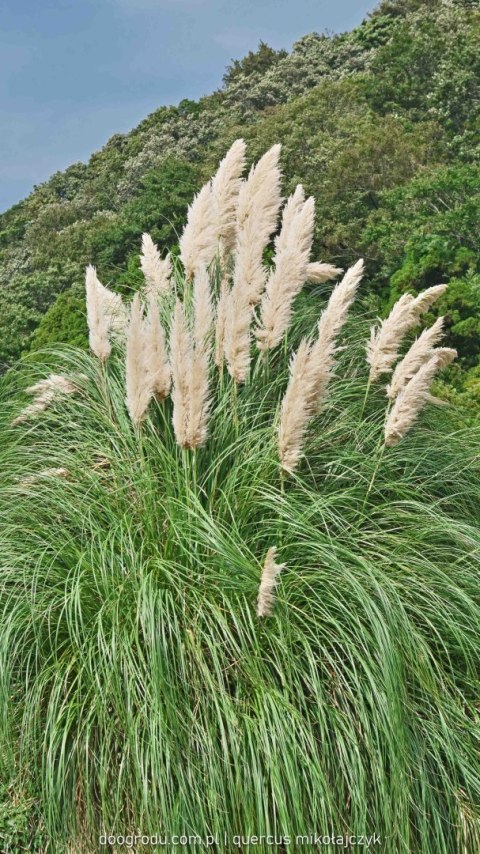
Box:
<box><xmin>307</xmin><ymin>259</ymin><xmax>364</xmax><ymax>410</ymax></box>
<box><xmin>385</xmin><ymin>347</ymin><xmax>457</xmax><ymax>446</ymax></box>
<box><xmin>86</xmin><ymin>265</ymin><xmax>126</xmax><ymax>361</ymax></box>
<box><xmin>306</xmin><ymin>262</ymin><xmax>344</xmax><ymax>283</ymax></box>
<box><xmin>257</xmin><ymin>547</ymin><xmax>285</xmax><ymax>617</ymax></box>
<box><xmin>145</xmin><ymin>295</ymin><xmax>171</xmax><ymax>401</ymax></box>
<box><xmin>256</xmin><ymin>192</ymin><xmax>315</xmax><ymax>352</ymax></box>
<box><xmin>12</xmin><ymin>374</ymin><xmax>78</xmax><ymax>425</ymax></box>
<box><xmin>125</xmin><ymin>294</ymin><xmax>152</xmax><ymax>424</ymax></box>
<box><xmin>179</xmin><ymin>182</ymin><xmax>217</xmax><ymax>281</ymax></box>
<box><xmin>368</xmin><ymin>284</ymin><xmax>448</xmax><ymax>382</ymax></box>
<box><xmin>224</xmin><ymin>144</ymin><xmax>282</xmax><ymax>381</ymax></box>
<box><xmin>170</xmin><ymin>299</ymin><xmax>193</xmax><ymax>447</ymax></box>
<box><xmin>140</xmin><ymin>233</ymin><xmax>171</xmax><ymax>297</ymax></box>
<box><xmin>386</xmin><ymin>317</ymin><xmax>445</xmax><ymax>400</ymax></box>
<box><xmin>211</xmin><ymin>138</ymin><xmax>247</xmax><ymax>259</ymax></box>
<box><xmin>278</xmin><ymin>260</ymin><xmax>364</xmax><ymax>472</ymax></box>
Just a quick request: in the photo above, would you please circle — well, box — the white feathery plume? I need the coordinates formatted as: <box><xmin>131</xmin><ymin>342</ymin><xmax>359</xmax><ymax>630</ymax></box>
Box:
<box><xmin>193</xmin><ymin>265</ymin><xmax>214</xmax><ymax>352</ymax></box>
<box><xmin>125</xmin><ymin>294</ymin><xmax>152</xmax><ymax>424</ymax></box>
<box><xmin>86</xmin><ymin>265</ymin><xmax>113</xmax><ymax>362</ymax></box>
<box><xmin>306</xmin><ymin>262</ymin><xmax>344</xmax><ymax>283</ymax></box>
<box><xmin>179</xmin><ymin>181</ymin><xmax>217</xmax><ymax>280</ymax></box>
<box><xmin>367</xmin><ymin>293</ymin><xmax>416</xmax><ymax>382</ymax></box>
<box><xmin>185</xmin><ymin>341</ymin><xmax>211</xmax><ymax>449</ymax></box>
<box><xmin>140</xmin><ymin>233</ymin><xmax>171</xmax><ymax>297</ymax></box>
<box><xmin>257</xmin><ymin>547</ymin><xmax>285</xmax><ymax>617</ymax></box>
<box><xmin>411</xmin><ymin>284</ymin><xmax>448</xmax><ymax>318</ymax></box>
<box><xmin>278</xmin><ymin>339</ymin><xmax>314</xmax><ymax>474</ymax></box>
<box><xmin>170</xmin><ymin>299</ymin><xmax>193</xmax><ymax>447</ymax></box>
<box><xmin>368</xmin><ymin>284</ymin><xmax>448</xmax><ymax>382</ymax></box>
<box><xmin>306</xmin><ymin>259</ymin><xmax>365</xmax><ymax>411</ymax></box>
<box><xmin>278</xmin><ymin>260</ymin><xmax>364</xmax><ymax>472</ymax></box>
<box><xmin>85</xmin><ymin>265</ymin><xmax>126</xmax><ymax>360</ymax></box>
<box><xmin>211</xmin><ymin>138</ymin><xmax>247</xmax><ymax>259</ymax></box>
<box><xmin>12</xmin><ymin>374</ymin><xmax>78</xmax><ymax>425</ymax></box>
<box><xmin>224</xmin><ymin>144</ymin><xmax>282</xmax><ymax>382</ymax></box>
<box><xmin>145</xmin><ymin>295</ymin><xmax>171</xmax><ymax>401</ymax></box>
<box><xmin>214</xmin><ymin>274</ymin><xmax>229</xmax><ymax>368</ymax></box>
<box><xmin>233</xmin><ymin>143</ymin><xmax>282</xmax><ymax>306</ymax></box>
<box><xmin>384</xmin><ymin>347</ymin><xmax>457</xmax><ymax>447</ymax></box>
<box><xmin>273</xmin><ymin>184</ymin><xmax>305</xmax><ymax>254</ymax></box>
<box><xmin>256</xmin><ymin>194</ymin><xmax>315</xmax><ymax>352</ymax></box>
<box><xmin>386</xmin><ymin>317</ymin><xmax>445</xmax><ymax>400</ymax></box>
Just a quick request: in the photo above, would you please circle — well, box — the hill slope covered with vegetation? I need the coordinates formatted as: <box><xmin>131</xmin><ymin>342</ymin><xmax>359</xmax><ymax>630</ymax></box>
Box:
<box><xmin>0</xmin><ymin>0</ymin><xmax>478</xmax><ymax>399</ymax></box>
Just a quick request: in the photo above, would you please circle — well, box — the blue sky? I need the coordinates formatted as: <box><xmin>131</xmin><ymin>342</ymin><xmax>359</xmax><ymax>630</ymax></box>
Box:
<box><xmin>0</xmin><ymin>0</ymin><xmax>374</xmax><ymax>212</ymax></box>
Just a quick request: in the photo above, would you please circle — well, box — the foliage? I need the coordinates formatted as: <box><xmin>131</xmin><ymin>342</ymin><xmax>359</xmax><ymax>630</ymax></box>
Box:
<box><xmin>1</xmin><ymin>296</ymin><xmax>480</xmax><ymax>850</ymax></box>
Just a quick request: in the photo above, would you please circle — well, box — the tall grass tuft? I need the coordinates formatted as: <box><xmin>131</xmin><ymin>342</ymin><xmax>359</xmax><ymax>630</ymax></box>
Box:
<box><xmin>1</xmin><ymin>143</ymin><xmax>479</xmax><ymax>854</ymax></box>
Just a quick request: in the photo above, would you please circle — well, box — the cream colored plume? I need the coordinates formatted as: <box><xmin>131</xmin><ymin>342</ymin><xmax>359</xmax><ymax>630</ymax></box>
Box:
<box><xmin>278</xmin><ymin>339</ymin><xmax>314</xmax><ymax>474</ymax></box>
<box><xmin>214</xmin><ymin>275</ymin><xmax>229</xmax><ymax>367</ymax></box>
<box><xmin>12</xmin><ymin>374</ymin><xmax>78</xmax><ymax>425</ymax></box>
<box><xmin>193</xmin><ymin>265</ymin><xmax>214</xmax><ymax>351</ymax></box>
<box><xmin>257</xmin><ymin>546</ymin><xmax>285</xmax><ymax>617</ymax></box>
<box><xmin>169</xmin><ymin>300</ymin><xmax>192</xmax><ymax>447</ymax></box>
<box><xmin>18</xmin><ymin>468</ymin><xmax>70</xmax><ymax>488</ymax></box>
<box><xmin>411</xmin><ymin>284</ymin><xmax>448</xmax><ymax>318</ymax></box>
<box><xmin>278</xmin><ymin>260</ymin><xmax>363</xmax><ymax>471</ymax></box>
<box><xmin>85</xmin><ymin>265</ymin><xmax>126</xmax><ymax>361</ymax></box>
<box><xmin>384</xmin><ymin>347</ymin><xmax>457</xmax><ymax>446</ymax></box>
<box><xmin>307</xmin><ymin>259</ymin><xmax>365</xmax><ymax>410</ymax></box>
<box><xmin>233</xmin><ymin>143</ymin><xmax>282</xmax><ymax>306</ymax></box>
<box><xmin>386</xmin><ymin>317</ymin><xmax>445</xmax><ymax>401</ymax></box>
<box><xmin>368</xmin><ymin>284</ymin><xmax>447</xmax><ymax>382</ymax></box>
<box><xmin>306</xmin><ymin>262</ymin><xmax>344</xmax><ymax>283</ymax></box>
<box><xmin>145</xmin><ymin>295</ymin><xmax>170</xmax><ymax>401</ymax></box>
<box><xmin>274</xmin><ymin>184</ymin><xmax>305</xmax><ymax>254</ymax></box>
<box><xmin>179</xmin><ymin>182</ymin><xmax>217</xmax><ymax>280</ymax></box>
<box><xmin>223</xmin><ymin>144</ymin><xmax>282</xmax><ymax>382</ymax></box>
<box><xmin>256</xmin><ymin>193</ymin><xmax>315</xmax><ymax>352</ymax></box>
<box><xmin>211</xmin><ymin>138</ymin><xmax>247</xmax><ymax>259</ymax></box>
<box><xmin>125</xmin><ymin>294</ymin><xmax>152</xmax><ymax>424</ymax></box>
<box><xmin>140</xmin><ymin>233</ymin><xmax>171</xmax><ymax>297</ymax></box>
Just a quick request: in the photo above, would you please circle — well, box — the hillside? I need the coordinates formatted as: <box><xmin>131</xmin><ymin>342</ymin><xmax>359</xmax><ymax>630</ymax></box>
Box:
<box><xmin>0</xmin><ymin>0</ymin><xmax>479</xmax><ymax>398</ymax></box>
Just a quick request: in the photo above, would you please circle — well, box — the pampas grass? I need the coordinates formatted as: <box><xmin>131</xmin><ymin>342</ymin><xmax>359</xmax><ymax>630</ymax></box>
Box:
<box><xmin>386</xmin><ymin>317</ymin><xmax>445</xmax><ymax>400</ymax></box>
<box><xmin>278</xmin><ymin>259</ymin><xmax>364</xmax><ymax>472</ymax></box>
<box><xmin>211</xmin><ymin>138</ymin><xmax>247</xmax><ymax>260</ymax></box>
<box><xmin>257</xmin><ymin>546</ymin><xmax>285</xmax><ymax>616</ymax></box>
<box><xmin>179</xmin><ymin>182</ymin><xmax>217</xmax><ymax>281</ymax></box>
<box><xmin>385</xmin><ymin>347</ymin><xmax>457</xmax><ymax>445</ymax></box>
<box><xmin>145</xmin><ymin>294</ymin><xmax>171</xmax><ymax>402</ymax></box>
<box><xmin>140</xmin><ymin>233</ymin><xmax>171</xmax><ymax>297</ymax></box>
<box><xmin>223</xmin><ymin>144</ymin><xmax>282</xmax><ymax>382</ymax></box>
<box><xmin>125</xmin><ymin>294</ymin><xmax>152</xmax><ymax>425</ymax></box>
<box><xmin>256</xmin><ymin>190</ymin><xmax>315</xmax><ymax>352</ymax></box>
<box><xmin>12</xmin><ymin>374</ymin><xmax>78</xmax><ymax>425</ymax></box>
<box><xmin>3</xmin><ymin>142</ymin><xmax>480</xmax><ymax>854</ymax></box>
<box><xmin>367</xmin><ymin>285</ymin><xmax>447</xmax><ymax>382</ymax></box>
<box><xmin>85</xmin><ymin>265</ymin><xmax>126</xmax><ymax>361</ymax></box>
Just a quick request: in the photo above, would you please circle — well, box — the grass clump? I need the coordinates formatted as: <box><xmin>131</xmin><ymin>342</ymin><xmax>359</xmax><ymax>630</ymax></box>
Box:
<box><xmin>0</xmin><ymin>142</ymin><xmax>479</xmax><ymax>853</ymax></box>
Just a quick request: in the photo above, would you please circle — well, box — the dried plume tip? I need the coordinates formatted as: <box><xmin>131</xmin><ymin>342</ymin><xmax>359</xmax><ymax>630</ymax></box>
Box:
<box><xmin>384</xmin><ymin>347</ymin><xmax>457</xmax><ymax>446</ymax></box>
<box><xmin>367</xmin><ymin>284</ymin><xmax>448</xmax><ymax>382</ymax></box>
<box><xmin>140</xmin><ymin>233</ymin><xmax>172</xmax><ymax>297</ymax></box>
<box><xmin>12</xmin><ymin>374</ymin><xmax>78</xmax><ymax>425</ymax></box>
<box><xmin>257</xmin><ymin>547</ymin><xmax>286</xmax><ymax>617</ymax></box>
